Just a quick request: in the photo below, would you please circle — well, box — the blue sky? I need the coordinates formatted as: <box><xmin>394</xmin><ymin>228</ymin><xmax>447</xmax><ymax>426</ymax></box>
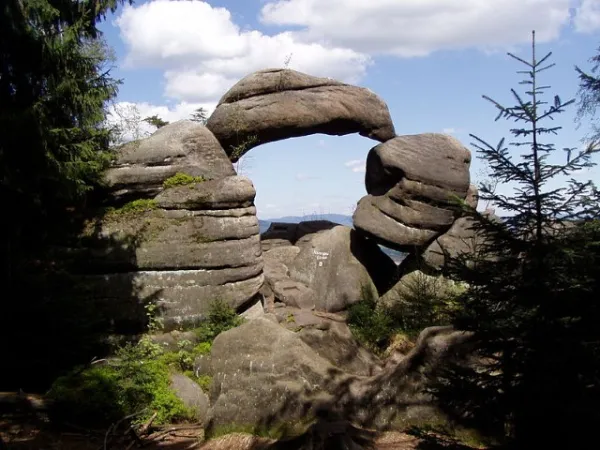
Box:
<box><xmin>99</xmin><ymin>0</ymin><xmax>600</xmax><ymax>219</ymax></box>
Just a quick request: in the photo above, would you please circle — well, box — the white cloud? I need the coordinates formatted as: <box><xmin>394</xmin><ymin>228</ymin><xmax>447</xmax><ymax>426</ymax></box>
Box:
<box><xmin>442</xmin><ymin>127</ymin><xmax>456</xmax><ymax>134</ymax></box>
<box><xmin>573</xmin><ymin>0</ymin><xmax>600</xmax><ymax>33</ymax></box>
<box><xmin>344</xmin><ymin>159</ymin><xmax>366</xmax><ymax>172</ymax></box>
<box><xmin>344</xmin><ymin>159</ymin><xmax>363</xmax><ymax>167</ymax></box>
<box><xmin>265</xmin><ymin>203</ymin><xmax>278</xmax><ymax>209</ymax></box>
<box><xmin>260</xmin><ymin>0</ymin><xmax>576</xmax><ymax>56</ymax></box>
<box><xmin>106</xmin><ymin>100</ymin><xmax>215</xmax><ymax>143</ymax></box>
<box><xmin>116</xmin><ymin>0</ymin><xmax>370</xmax><ymax>104</ymax></box>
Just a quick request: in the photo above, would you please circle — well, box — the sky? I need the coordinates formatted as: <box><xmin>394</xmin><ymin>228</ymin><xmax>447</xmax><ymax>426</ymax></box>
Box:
<box><xmin>99</xmin><ymin>0</ymin><xmax>600</xmax><ymax>219</ymax></box>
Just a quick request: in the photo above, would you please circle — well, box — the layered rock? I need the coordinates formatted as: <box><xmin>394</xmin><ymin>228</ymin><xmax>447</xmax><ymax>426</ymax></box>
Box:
<box><xmin>206</xmin><ymin>69</ymin><xmax>396</xmax><ymax>160</ymax></box>
<box><xmin>353</xmin><ymin>133</ymin><xmax>471</xmax><ymax>251</ymax></box>
<box><xmin>69</xmin><ymin>122</ymin><xmax>263</xmax><ymax>330</ymax></box>
<box><xmin>421</xmin><ymin>184</ymin><xmax>482</xmax><ymax>270</ymax></box>
<box><xmin>105</xmin><ymin>120</ymin><xmax>235</xmax><ymax>201</ymax></box>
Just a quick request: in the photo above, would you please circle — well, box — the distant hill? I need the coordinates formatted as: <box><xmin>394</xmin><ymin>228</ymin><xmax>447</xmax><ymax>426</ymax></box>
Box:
<box><xmin>258</xmin><ymin>213</ymin><xmax>406</xmax><ymax>263</ymax></box>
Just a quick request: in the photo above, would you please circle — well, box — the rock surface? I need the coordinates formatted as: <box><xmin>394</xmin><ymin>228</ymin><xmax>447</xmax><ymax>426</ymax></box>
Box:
<box><xmin>206</xmin><ymin>318</ymin><xmax>473</xmax><ymax>432</ymax></box>
<box><xmin>421</xmin><ymin>184</ymin><xmax>481</xmax><ymax>270</ymax></box>
<box><xmin>354</xmin><ymin>134</ymin><xmax>471</xmax><ymax>251</ymax></box>
<box><xmin>68</xmin><ymin>127</ymin><xmax>262</xmax><ymax>330</ymax></box>
<box><xmin>105</xmin><ymin>121</ymin><xmax>235</xmax><ymax>200</ymax></box>
<box><xmin>288</xmin><ymin>226</ymin><xmax>397</xmax><ymax>312</ymax></box>
<box><xmin>170</xmin><ymin>373</ymin><xmax>210</xmax><ymax>423</ymax></box>
<box><xmin>207</xmin><ymin>69</ymin><xmax>396</xmax><ymax>160</ymax></box>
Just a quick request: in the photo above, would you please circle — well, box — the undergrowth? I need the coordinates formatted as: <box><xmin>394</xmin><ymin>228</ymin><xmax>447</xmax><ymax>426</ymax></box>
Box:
<box><xmin>48</xmin><ymin>299</ymin><xmax>244</xmax><ymax>427</ymax></box>
<box><xmin>347</xmin><ymin>274</ymin><xmax>465</xmax><ymax>354</ymax></box>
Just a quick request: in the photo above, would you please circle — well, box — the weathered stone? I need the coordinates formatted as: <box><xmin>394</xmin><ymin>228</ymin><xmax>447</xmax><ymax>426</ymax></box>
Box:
<box><xmin>263</xmin><ymin>246</ymin><xmax>300</xmax><ymax>266</ymax></box>
<box><xmin>260</xmin><ymin>222</ymin><xmax>298</xmax><ymax>242</ymax></box>
<box><xmin>240</xmin><ymin>300</ymin><xmax>264</xmax><ymax>320</ymax></box>
<box><xmin>298</xmin><ymin>322</ymin><xmax>383</xmax><ymax>377</ymax></box>
<box><xmin>71</xmin><ymin>231</ymin><xmax>262</xmax><ymax>272</ymax></box>
<box><xmin>378</xmin><ymin>269</ymin><xmax>464</xmax><ymax>311</ymax></box>
<box><xmin>288</xmin><ymin>226</ymin><xmax>398</xmax><ymax>312</ymax></box>
<box><xmin>155</xmin><ymin>176</ymin><xmax>256</xmax><ymax>210</ymax></box>
<box><xmin>207</xmin><ymin>69</ymin><xmax>396</xmax><ymax>160</ymax></box>
<box><xmin>105</xmin><ymin>121</ymin><xmax>234</xmax><ymax>199</ymax></box>
<box><xmin>272</xmin><ymin>280</ymin><xmax>317</xmax><ymax>310</ymax></box>
<box><xmin>354</xmin><ymin>134</ymin><xmax>471</xmax><ymax>251</ymax></box>
<box><xmin>206</xmin><ymin>317</ymin><xmax>338</xmax><ymax>430</ymax></box>
<box><xmin>422</xmin><ymin>185</ymin><xmax>482</xmax><ymax>270</ymax></box>
<box><xmin>72</xmin><ymin>268</ymin><xmax>264</xmax><ymax>330</ymax></box>
<box><xmin>170</xmin><ymin>373</ymin><xmax>210</xmax><ymax>422</ymax></box>
<box><xmin>295</xmin><ymin>220</ymin><xmax>340</xmax><ymax>246</ymax></box>
<box><xmin>206</xmin><ymin>318</ymin><xmax>474</xmax><ymax>432</ymax></box>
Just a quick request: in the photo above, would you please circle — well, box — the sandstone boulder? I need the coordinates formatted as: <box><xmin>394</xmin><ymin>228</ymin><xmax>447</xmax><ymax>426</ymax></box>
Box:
<box><xmin>206</xmin><ymin>317</ymin><xmax>338</xmax><ymax>431</ymax></box>
<box><xmin>421</xmin><ymin>184</ymin><xmax>482</xmax><ymax>270</ymax></box>
<box><xmin>69</xmin><ymin>177</ymin><xmax>262</xmax><ymax>328</ymax></box>
<box><xmin>353</xmin><ymin>134</ymin><xmax>471</xmax><ymax>251</ymax></box>
<box><xmin>206</xmin><ymin>318</ymin><xmax>473</xmax><ymax>432</ymax></box>
<box><xmin>288</xmin><ymin>226</ymin><xmax>397</xmax><ymax>312</ymax></box>
<box><xmin>170</xmin><ymin>373</ymin><xmax>210</xmax><ymax>423</ymax></box>
<box><xmin>207</xmin><ymin>69</ymin><xmax>396</xmax><ymax>160</ymax></box>
<box><xmin>105</xmin><ymin>121</ymin><xmax>235</xmax><ymax>200</ymax></box>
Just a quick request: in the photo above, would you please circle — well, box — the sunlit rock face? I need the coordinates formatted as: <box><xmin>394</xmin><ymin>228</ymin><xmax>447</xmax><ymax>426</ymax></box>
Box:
<box><xmin>353</xmin><ymin>133</ymin><xmax>472</xmax><ymax>252</ymax></box>
<box><xmin>206</xmin><ymin>68</ymin><xmax>396</xmax><ymax>161</ymax></box>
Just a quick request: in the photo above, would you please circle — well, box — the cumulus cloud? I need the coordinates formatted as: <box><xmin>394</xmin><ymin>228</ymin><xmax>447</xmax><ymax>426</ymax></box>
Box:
<box><xmin>261</xmin><ymin>0</ymin><xmax>576</xmax><ymax>56</ymax></box>
<box><xmin>105</xmin><ymin>100</ymin><xmax>215</xmax><ymax>143</ymax></box>
<box><xmin>573</xmin><ymin>0</ymin><xmax>600</xmax><ymax>33</ymax></box>
<box><xmin>116</xmin><ymin>0</ymin><xmax>370</xmax><ymax>104</ymax></box>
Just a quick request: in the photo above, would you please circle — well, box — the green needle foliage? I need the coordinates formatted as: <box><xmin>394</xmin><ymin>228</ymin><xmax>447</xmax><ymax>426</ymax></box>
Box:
<box><xmin>1</xmin><ymin>0</ymin><xmax>132</xmax><ymax>389</ymax></box>
<box><xmin>435</xmin><ymin>31</ymin><xmax>600</xmax><ymax>448</ymax></box>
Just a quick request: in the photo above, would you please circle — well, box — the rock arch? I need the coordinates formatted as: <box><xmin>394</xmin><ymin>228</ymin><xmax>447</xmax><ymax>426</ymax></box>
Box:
<box><xmin>71</xmin><ymin>69</ymin><xmax>477</xmax><ymax>330</ymax></box>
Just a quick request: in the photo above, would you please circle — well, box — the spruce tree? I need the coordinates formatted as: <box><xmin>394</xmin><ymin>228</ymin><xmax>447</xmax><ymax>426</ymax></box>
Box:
<box><xmin>435</xmin><ymin>31</ymin><xmax>600</xmax><ymax>448</ymax></box>
<box><xmin>1</xmin><ymin>0</ymin><xmax>130</xmax><ymax>389</ymax></box>
<box><xmin>1</xmin><ymin>0</ymin><xmax>129</xmax><ymax>276</ymax></box>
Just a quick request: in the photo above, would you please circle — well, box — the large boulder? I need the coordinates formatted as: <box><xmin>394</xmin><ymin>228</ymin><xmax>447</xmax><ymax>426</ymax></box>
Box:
<box><xmin>206</xmin><ymin>318</ymin><xmax>473</xmax><ymax>432</ymax></box>
<box><xmin>207</xmin><ymin>69</ymin><xmax>396</xmax><ymax>160</ymax></box>
<box><xmin>288</xmin><ymin>226</ymin><xmax>397</xmax><ymax>312</ymax></box>
<box><xmin>206</xmin><ymin>317</ymin><xmax>338</xmax><ymax>431</ymax></box>
<box><xmin>353</xmin><ymin>133</ymin><xmax>471</xmax><ymax>251</ymax></box>
<box><xmin>105</xmin><ymin>120</ymin><xmax>235</xmax><ymax>200</ymax></box>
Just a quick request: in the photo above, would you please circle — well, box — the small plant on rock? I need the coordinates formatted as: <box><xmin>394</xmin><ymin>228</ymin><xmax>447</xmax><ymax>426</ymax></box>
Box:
<box><xmin>162</xmin><ymin>172</ymin><xmax>206</xmax><ymax>189</ymax></box>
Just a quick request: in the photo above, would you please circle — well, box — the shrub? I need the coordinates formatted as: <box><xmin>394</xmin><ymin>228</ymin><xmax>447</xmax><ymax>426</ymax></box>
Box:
<box><xmin>194</xmin><ymin>299</ymin><xmax>244</xmax><ymax>343</ymax></box>
<box><xmin>347</xmin><ymin>287</ymin><xmax>395</xmax><ymax>352</ymax></box>
<box><xmin>48</xmin><ymin>337</ymin><xmax>192</xmax><ymax>426</ymax></box>
<box><xmin>348</xmin><ymin>276</ymin><xmax>465</xmax><ymax>353</ymax></box>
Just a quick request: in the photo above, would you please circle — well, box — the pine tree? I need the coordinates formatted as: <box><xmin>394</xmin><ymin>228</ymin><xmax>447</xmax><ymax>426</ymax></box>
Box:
<box><xmin>0</xmin><ymin>0</ymin><xmax>130</xmax><ymax>389</ymax></box>
<box><xmin>143</xmin><ymin>114</ymin><xmax>169</xmax><ymax>129</ymax></box>
<box><xmin>435</xmin><ymin>31</ymin><xmax>600</xmax><ymax>448</ymax></box>
<box><xmin>1</xmin><ymin>0</ymin><xmax>129</xmax><ymax>276</ymax></box>
<box><xmin>190</xmin><ymin>106</ymin><xmax>208</xmax><ymax>124</ymax></box>
<box><xmin>576</xmin><ymin>45</ymin><xmax>600</xmax><ymax>142</ymax></box>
